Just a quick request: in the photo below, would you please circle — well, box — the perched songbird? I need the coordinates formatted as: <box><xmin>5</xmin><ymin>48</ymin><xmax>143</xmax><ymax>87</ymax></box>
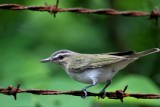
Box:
<box><xmin>41</xmin><ymin>48</ymin><xmax>160</xmax><ymax>98</ymax></box>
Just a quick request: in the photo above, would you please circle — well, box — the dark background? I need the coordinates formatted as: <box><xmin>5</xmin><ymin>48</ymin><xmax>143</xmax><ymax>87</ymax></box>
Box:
<box><xmin>0</xmin><ymin>0</ymin><xmax>160</xmax><ymax>107</ymax></box>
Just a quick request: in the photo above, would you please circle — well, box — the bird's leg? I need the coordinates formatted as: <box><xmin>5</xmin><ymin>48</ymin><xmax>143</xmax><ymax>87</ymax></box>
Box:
<box><xmin>81</xmin><ymin>82</ymin><xmax>97</xmax><ymax>99</ymax></box>
<box><xmin>99</xmin><ymin>79</ymin><xmax>112</xmax><ymax>99</ymax></box>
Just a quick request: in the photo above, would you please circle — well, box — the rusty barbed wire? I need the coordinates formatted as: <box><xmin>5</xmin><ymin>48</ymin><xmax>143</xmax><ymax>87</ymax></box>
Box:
<box><xmin>0</xmin><ymin>3</ymin><xmax>160</xmax><ymax>17</ymax></box>
<box><xmin>0</xmin><ymin>3</ymin><xmax>159</xmax><ymax>25</ymax></box>
<box><xmin>0</xmin><ymin>84</ymin><xmax>160</xmax><ymax>102</ymax></box>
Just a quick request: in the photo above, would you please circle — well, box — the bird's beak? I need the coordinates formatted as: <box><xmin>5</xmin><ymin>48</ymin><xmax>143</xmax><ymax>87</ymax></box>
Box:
<box><xmin>40</xmin><ymin>58</ymin><xmax>51</xmax><ymax>63</ymax></box>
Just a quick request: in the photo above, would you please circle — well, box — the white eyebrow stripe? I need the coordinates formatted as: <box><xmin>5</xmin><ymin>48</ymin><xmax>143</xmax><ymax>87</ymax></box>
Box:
<box><xmin>54</xmin><ymin>53</ymin><xmax>71</xmax><ymax>58</ymax></box>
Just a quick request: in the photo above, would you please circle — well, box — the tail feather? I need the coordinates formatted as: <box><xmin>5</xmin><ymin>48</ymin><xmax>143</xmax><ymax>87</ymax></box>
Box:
<box><xmin>130</xmin><ymin>48</ymin><xmax>160</xmax><ymax>58</ymax></box>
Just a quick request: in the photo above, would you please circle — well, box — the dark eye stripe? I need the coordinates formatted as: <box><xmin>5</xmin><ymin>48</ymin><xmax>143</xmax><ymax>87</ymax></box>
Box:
<box><xmin>58</xmin><ymin>55</ymin><xmax>64</xmax><ymax>60</ymax></box>
<box><xmin>54</xmin><ymin>53</ymin><xmax>68</xmax><ymax>59</ymax></box>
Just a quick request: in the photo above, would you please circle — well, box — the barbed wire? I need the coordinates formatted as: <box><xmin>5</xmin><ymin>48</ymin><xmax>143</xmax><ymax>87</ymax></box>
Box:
<box><xmin>0</xmin><ymin>2</ymin><xmax>159</xmax><ymax>25</ymax></box>
<box><xmin>0</xmin><ymin>3</ymin><xmax>160</xmax><ymax>17</ymax></box>
<box><xmin>0</xmin><ymin>84</ymin><xmax>160</xmax><ymax>102</ymax></box>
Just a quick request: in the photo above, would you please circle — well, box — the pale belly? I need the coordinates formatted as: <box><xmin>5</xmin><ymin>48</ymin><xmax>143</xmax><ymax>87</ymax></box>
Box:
<box><xmin>66</xmin><ymin>68</ymin><xmax>117</xmax><ymax>84</ymax></box>
<box><xmin>65</xmin><ymin>59</ymin><xmax>136</xmax><ymax>84</ymax></box>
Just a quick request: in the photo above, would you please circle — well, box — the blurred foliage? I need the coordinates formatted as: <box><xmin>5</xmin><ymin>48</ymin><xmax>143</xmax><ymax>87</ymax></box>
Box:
<box><xmin>0</xmin><ymin>0</ymin><xmax>160</xmax><ymax>107</ymax></box>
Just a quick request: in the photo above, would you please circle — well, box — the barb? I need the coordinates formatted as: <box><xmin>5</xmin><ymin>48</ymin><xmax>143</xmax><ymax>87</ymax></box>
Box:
<box><xmin>0</xmin><ymin>84</ymin><xmax>160</xmax><ymax>102</ymax></box>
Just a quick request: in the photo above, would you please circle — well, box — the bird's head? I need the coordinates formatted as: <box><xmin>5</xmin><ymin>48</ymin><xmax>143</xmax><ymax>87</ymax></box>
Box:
<box><xmin>41</xmin><ymin>50</ymin><xmax>77</xmax><ymax>66</ymax></box>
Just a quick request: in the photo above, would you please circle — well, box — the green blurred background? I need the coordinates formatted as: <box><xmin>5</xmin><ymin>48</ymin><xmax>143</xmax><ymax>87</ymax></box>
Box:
<box><xmin>0</xmin><ymin>0</ymin><xmax>160</xmax><ymax>107</ymax></box>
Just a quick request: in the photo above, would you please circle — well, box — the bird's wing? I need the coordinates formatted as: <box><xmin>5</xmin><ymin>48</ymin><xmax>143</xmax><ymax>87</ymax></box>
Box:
<box><xmin>69</xmin><ymin>54</ymin><xmax>127</xmax><ymax>72</ymax></box>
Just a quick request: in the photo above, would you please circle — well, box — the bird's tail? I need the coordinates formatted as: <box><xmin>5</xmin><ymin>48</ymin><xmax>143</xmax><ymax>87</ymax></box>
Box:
<box><xmin>130</xmin><ymin>48</ymin><xmax>160</xmax><ymax>58</ymax></box>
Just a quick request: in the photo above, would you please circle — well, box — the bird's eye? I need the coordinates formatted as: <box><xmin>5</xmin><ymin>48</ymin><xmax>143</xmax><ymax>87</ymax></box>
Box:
<box><xmin>58</xmin><ymin>55</ymin><xmax>64</xmax><ymax>60</ymax></box>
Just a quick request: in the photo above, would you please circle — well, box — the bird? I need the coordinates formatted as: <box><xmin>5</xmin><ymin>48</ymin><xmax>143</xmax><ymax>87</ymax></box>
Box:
<box><xmin>41</xmin><ymin>48</ymin><xmax>160</xmax><ymax>98</ymax></box>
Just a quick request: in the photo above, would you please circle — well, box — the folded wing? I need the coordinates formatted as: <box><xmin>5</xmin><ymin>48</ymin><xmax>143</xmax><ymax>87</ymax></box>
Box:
<box><xmin>69</xmin><ymin>54</ymin><xmax>128</xmax><ymax>72</ymax></box>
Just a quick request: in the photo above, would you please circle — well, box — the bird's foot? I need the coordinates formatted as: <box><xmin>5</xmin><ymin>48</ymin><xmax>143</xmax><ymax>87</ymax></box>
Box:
<box><xmin>81</xmin><ymin>89</ymin><xmax>88</xmax><ymax>99</ymax></box>
<box><xmin>98</xmin><ymin>90</ymin><xmax>106</xmax><ymax>99</ymax></box>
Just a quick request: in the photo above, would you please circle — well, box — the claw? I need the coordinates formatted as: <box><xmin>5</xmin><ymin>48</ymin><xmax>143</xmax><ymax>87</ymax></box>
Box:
<box><xmin>98</xmin><ymin>79</ymin><xmax>112</xmax><ymax>99</ymax></box>
<box><xmin>98</xmin><ymin>90</ymin><xmax>106</xmax><ymax>99</ymax></box>
<box><xmin>81</xmin><ymin>82</ymin><xmax>97</xmax><ymax>99</ymax></box>
<box><xmin>81</xmin><ymin>89</ymin><xmax>88</xmax><ymax>99</ymax></box>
